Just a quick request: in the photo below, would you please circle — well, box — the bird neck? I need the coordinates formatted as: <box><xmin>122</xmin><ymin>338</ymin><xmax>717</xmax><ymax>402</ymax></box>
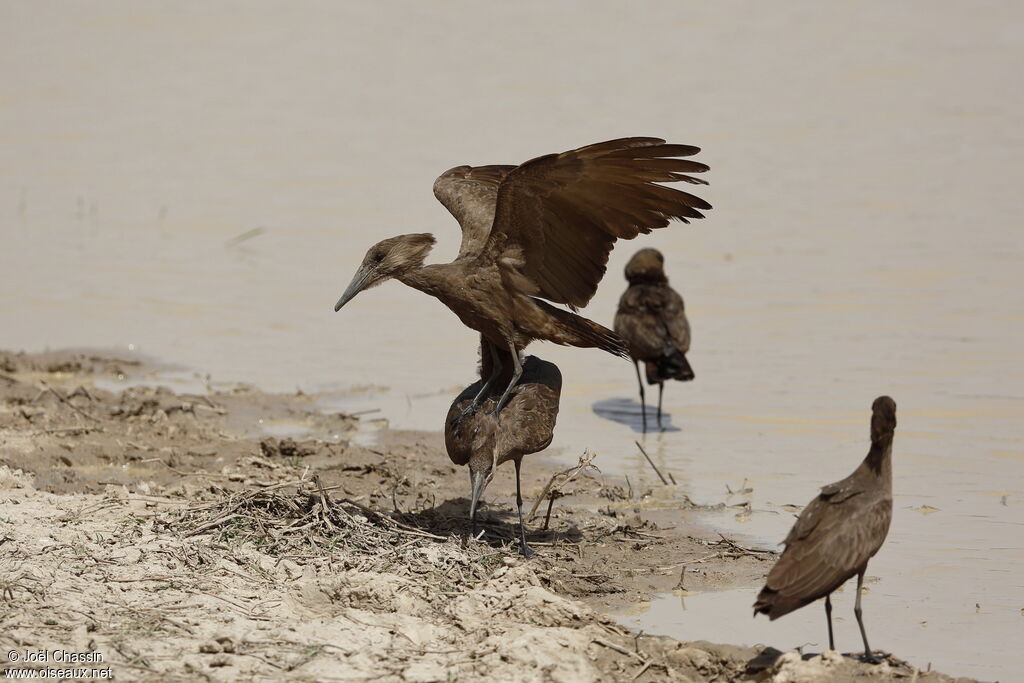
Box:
<box><xmin>396</xmin><ymin>264</ymin><xmax>442</xmax><ymax>297</ymax></box>
<box><xmin>865</xmin><ymin>435</ymin><xmax>893</xmax><ymax>479</ymax></box>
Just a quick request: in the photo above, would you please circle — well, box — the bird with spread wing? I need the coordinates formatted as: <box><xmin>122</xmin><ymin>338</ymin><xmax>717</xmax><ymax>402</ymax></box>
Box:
<box><xmin>334</xmin><ymin>137</ymin><xmax>711</xmax><ymax>415</ymax></box>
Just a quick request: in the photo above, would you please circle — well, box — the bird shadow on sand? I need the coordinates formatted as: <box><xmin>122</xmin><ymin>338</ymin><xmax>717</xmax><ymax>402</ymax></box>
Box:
<box><xmin>591</xmin><ymin>397</ymin><xmax>681</xmax><ymax>433</ymax></box>
<box><xmin>396</xmin><ymin>497</ymin><xmax>584</xmax><ymax>551</ymax></box>
<box><xmin>744</xmin><ymin>647</ymin><xmax>895</xmax><ymax>675</ymax></box>
<box><xmin>744</xmin><ymin>648</ymin><xmax>786</xmax><ymax>675</ymax></box>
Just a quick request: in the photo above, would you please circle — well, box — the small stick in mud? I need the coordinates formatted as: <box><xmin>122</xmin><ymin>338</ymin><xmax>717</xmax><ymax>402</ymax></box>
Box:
<box><xmin>592</xmin><ymin>637</ymin><xmax>646</xmax><ymax>663</ymax></box>
<box><xmin>542</xmin><ymin>493</ymin><xmax>558</xmax><ymax>531</ymax></box>
<box><xmin>634</xmin><ymin>440</ymin><xmax>669</xmax><ymax>485</ymax></box>
<box><xmin>313</xmin><ymin>475</ymin><xmax>337</xmax><ymax>531</ymax></box>
<box><xmin>348</xmin><ymin>407</ymin><xmax>381</xmax><ymax>417</ymax></box>
<box><xmin>713</xmin><ymin>534</ymin><xmax>775</xmax><ymax>558</ymax></box>
<box><xmin>224</xmin><ymin>226</ymin><xmax>266</xmax><ymax>248</ymax></box>
<box><xmin>528</xmin><ymin>451</ymin><xmax>600</xmax><ymax>522</ymax></box>
<box><xmin>40</xmin><ymin>380</ymin><xmax>103</xmax><ymax>423</ymax></box>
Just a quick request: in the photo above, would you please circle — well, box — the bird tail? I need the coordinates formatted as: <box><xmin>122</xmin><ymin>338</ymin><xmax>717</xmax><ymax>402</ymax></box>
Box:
<box><xmin>752</xmin><ymin>588</ymin><xmax>778</xmax><ymax>620</ymax></box>
<box><xmin>533</xmin><ymin>299</ymin><xmax>629</xmax><ymax>359</ymax></box>
<box><xmin>752</xmin><ymin>589</ymin><xmax>772</xmax><ymax>618</ymax></box>
<box><xmin>646</xmin><ymin>347</ymin><xmax>694</xmax><ymax>383</ymax></box>
<box><xmin>752</xmin><ymin>586</ymin><xmax>805</xmax><ymax>621</ymax></box>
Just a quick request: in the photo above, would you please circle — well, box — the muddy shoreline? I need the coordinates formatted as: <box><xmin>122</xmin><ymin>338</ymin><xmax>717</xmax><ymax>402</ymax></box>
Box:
<box><xmin>0</xmin><ymin>350</ymin><xmax>974</xmax><ymax>681</ymax></box>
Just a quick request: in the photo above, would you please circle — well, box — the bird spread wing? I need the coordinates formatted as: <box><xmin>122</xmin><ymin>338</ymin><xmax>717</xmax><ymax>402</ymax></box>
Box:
<box><xmin>484</xmin><ymin>138</ymin><xmax>710</xmax><ymax>309</ymax></box>
<box><xmin>766</xmin><ymin>495</ymin><xmax>892</xmax><ymax>602</ymax></box>
<box><xmin>433</xmin><ymin>165</ymin><xmax>516</xmax><ymax>260</ymax></box>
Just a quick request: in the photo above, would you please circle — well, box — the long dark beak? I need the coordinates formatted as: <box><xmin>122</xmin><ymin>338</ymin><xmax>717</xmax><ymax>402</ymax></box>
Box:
<box><xmin>334</xmin><ymin>268</ymin><xmax>371</xmax><ymax>312</ymax></box>
<box><xmin>469</xmin><ymin>469</ymin><xmax>487</xmax><ymax>535</ymax></box>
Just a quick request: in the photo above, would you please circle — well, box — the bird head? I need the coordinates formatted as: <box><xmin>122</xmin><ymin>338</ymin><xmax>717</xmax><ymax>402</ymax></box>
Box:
<box><xmin>624</xmin><ymin>248</ymin><xmax>667</xmax><ymax>284</ymax></box>
<box><xmin>870</xmin><ymin>395</ymin><xmax>897</xmax><ymax>444</ymax></box>
<box><xmin>334</xmin><ymin>234</ymin><xmax>436</xmax><ymax>311</ymax></box>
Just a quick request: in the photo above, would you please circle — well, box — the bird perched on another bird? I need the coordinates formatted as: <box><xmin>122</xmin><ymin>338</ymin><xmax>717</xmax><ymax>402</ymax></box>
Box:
<box><xmin>445</xmin><ymin>341</ymin><xmax>561</xmax><ymax>557</ymax></box>
<box><xmin>613</xmin><ymin>248</ymin><xmax>694</xmax><ymax>432</ymax></box>
<box><xmin>753</xmin><ymin>396</ymin><xmax>897</xmax><ymax>661</ymax></box>
<box><xmin>334</xmin><ymin>138</ymin><xmax>710</xmax><ymax>416</ymax></box>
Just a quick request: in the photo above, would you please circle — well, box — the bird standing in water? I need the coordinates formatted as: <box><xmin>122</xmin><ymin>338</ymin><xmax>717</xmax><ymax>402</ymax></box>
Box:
<box><xmin>753</xmin><ymin>396</ymin><xmax>897</xmax><ymax>661</ymax></box>
<box><xmin>445</xmin><ymin>342</ymin><xmax>561</xmax><ymax>556</ymax></box>
<box><xmin>334</xmin><ymin>138</ymin><xmax>710</xmax><ymax>416</ymax></box>
<box><xmin>613</xmin><ymin>248</ymin><xmax>694</xmax><ymax>431</ymax></box>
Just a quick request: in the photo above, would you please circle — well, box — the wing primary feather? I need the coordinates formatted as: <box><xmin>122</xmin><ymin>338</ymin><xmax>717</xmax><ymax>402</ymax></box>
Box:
<box><xmin>485</xmin><ymin>137</ymin><xmax>711</xmax><ymax>308</ymax></box>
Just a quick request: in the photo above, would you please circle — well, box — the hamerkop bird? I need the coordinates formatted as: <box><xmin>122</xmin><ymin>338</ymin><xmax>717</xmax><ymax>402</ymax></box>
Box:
<box><xmin>445</xmin><ymin>343</ymin><xmax>561</xmax><ymax>556</ymax></box>
<box><xmin>753</xmin><ymin>396</ymin><xmax>897</xmax><ymax>661</ymax></box>
<box><xmin>334</xmin><ymin>138</ymin><xmax>710</xmax><ymax>415</ymax></box>
<box><xmin>613</xmin><ymin>248</ymin><xmax>694</xmax><ymax>431</ymax></box>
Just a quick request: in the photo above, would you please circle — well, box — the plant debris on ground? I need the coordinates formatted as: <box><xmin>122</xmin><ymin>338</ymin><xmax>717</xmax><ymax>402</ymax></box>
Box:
<box><xmin>0</xmin><ymin>350</ymin><xmax>969</xmax><ymax>681</ymax></box>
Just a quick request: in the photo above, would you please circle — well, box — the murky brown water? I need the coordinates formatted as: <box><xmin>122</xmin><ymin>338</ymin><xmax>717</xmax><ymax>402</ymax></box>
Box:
<box><xmin>2</xmin><ymin>2</ymin><xmax>1022</xmax><ymax>679</ymax></box>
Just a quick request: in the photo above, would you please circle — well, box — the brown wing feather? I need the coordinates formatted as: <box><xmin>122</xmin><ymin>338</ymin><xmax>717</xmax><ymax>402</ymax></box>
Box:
<box><xmin>662</xmin><ymin>289</ymin><xmax>691</xmax><ymax>353</ymax></box>
<box><xmin>759</xmin><ymin>491</ymin><xmax>892</xmax><ymax>619</ymax></box>
<box><xmin>433</xmin><ymin>165</ymin><xmax>516</xmax><ymax>260</ymax></box>
<box><xmin>445</xmin><ymin>356</ymin><xmax>562</xmax><ymax>467</ymax></box>
<box><xmin>495</xmin><ymin>357</ymin><xmax>562</xmax><ymax>463</ymax></box>
<box><xmin>485</xmin><ymin>138</ymin><xmax>711</xmax><ymax>308</ymax></box>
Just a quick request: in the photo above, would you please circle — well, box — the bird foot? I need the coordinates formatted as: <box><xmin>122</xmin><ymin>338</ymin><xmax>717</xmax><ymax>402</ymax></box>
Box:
<box><xmin>459</xmin><ymin>401</ymin><xmax>481</xmax><ymax>421</ymax></box>
<box><xmin>518</xmin><ymin>541</ymin><xmax>534</xmax><ymax>558</ymax></box>
<box><xmin>455</xmin><ymin>402</ymin><xmax>494</xmax><ymax>433</ymax></box>
<box><xmin>859</xmin><ymin>651</ymin><xmax>889</xmax><ymax>665</ymax></box>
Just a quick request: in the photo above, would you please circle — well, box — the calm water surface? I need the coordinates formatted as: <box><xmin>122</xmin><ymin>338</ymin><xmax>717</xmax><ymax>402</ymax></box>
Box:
<box><xmin>2</xmin><ymin>3</ymin><xmax>1022</xmax><ymax>679</ymax></box>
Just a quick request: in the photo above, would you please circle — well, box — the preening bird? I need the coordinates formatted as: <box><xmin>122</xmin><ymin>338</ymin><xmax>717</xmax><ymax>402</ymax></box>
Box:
<box><xmin>613</xmin><ymin>248</ymin><xmax>693</xmax><ymax>431</ymax></box>
<box><xmin>753</xmin><ymin>396</ymin><xmax>897</xmax><ymax>661</ymax></box>
<box><xmin>334</xmin><ymin>137</ymin><xmax>711</xmax><ymax>415</ymax></box>
<box><xmin>445</xmin><ymin>343</ymin><xmax>561</xmax><ymax>556</ymax></box>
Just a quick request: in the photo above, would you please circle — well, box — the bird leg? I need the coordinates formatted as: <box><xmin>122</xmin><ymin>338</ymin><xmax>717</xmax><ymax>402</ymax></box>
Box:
<box><xmin>854</xmin><ymin>569</ymin><xmax>879</xmax><ymax>663</ymax></box>
<box><xmin>514</xmin><ymin>459</ymin><xmax>533</xmax><ymax>558</ymax></box>
<box><xmin>657</xmin><ymin>381</ymin><xmax>664</xmax><ymax>430</ymax></box>
<box><xmin>490</xmin><ymin>342</ymin><xmax>523</xmax><ymax>417</ymax></box>
<box><xmin>462</xmin><ymin>341</ymin><xmax>503</xmax><ymax>418</ymax></box>
<box><xmin>825</xmin><ymin>593</ymin><xmax>835</xmax><ymax>651</ymax></box>
<box><xmin>633</xmin><ymin>361</ymin><xmax>647</xmax><ymax>432</ymax></box>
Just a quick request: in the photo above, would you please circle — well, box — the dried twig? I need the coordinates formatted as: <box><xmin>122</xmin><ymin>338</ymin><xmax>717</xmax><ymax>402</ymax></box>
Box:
<box><xmin>31</xmin><ymin>425</ymin><xmax>102</xmax><ymax>436</ymax></box>
<box><xmin>528</xmin><ymin>451</ymin><xmax>600</xmax><ymax>521</ymax></box>
<box><xmin>592</xmin><ymin>638</ymin><xmax>646</xmax><ymax>662</ymax></box>
<box><xmin>40</xmin><ymin>380</ymin><xmax>103</xmax><ymax>422</ymax></box>
<box><xmin>713</xmin><ymin>533</ymin><xmax>776</xmax><ymax>557</ymax></box>
<box><xmin>634</xmin><ymin>441</ymin><xmax>668</xmax><ymax>485</ymax></box>
<box><xmin>631</xmin><ymin>660</ymin><xmax>653</xmax><ymax>680</ymax></box>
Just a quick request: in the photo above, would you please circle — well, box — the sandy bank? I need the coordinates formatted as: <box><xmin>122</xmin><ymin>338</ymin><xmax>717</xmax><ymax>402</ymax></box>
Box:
<box><xmin>0</xmin><ymin>350</ymin><xmax>972</xmax><ymax>682</ymax></box>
